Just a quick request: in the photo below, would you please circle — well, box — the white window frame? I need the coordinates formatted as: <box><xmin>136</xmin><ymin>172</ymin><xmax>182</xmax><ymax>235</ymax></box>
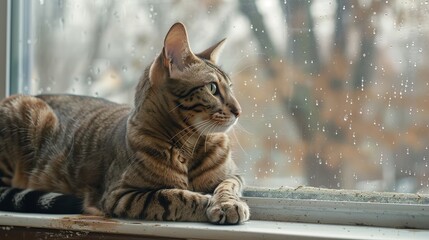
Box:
<box><xmin>1</xmin><ymin>1</ymin><xmax>429</xmax><ymax>239</ymax></box>
<box><xmin>0</xmin><ymin>0</ymin><xmax>10</xmax><ymax>100</ymax></box>
<box><xmin>1</xmin><ymin>211</ymin><xmax>428</xmax><ymax>240</ymax></box>
<box><xmin>243</xmin><ymin>186</ymin><xmax>429</xmax><ymax>229</ymax></box>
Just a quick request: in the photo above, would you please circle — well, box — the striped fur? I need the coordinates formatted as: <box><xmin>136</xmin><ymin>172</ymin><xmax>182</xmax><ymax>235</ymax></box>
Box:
<box><xmin>0</xmin><ymin>187</ymin><xmax>82</xmax><ymax>214</ymax></box>
<box><xmin>0</xmin><ymin>23</ymin><xmax>249</xmax><ymax>224</ymax></box>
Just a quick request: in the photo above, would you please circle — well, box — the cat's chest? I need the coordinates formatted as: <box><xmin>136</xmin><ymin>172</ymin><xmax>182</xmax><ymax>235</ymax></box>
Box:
<box><xmin>169</xmin><ymin>146</ymin><xmax>226</xmax><ymax>193</ymax></box>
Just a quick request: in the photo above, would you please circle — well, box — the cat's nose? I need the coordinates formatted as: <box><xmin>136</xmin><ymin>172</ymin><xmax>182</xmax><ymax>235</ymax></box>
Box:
<box><xmin>230</xmin><ymin>104</ymin><xmax>241</xmax><ymax>118</ymax></box>
<box><xmin>227</xmin><ymin>96</ymin><xmax>241</xmax><ymax>118</ymax></box>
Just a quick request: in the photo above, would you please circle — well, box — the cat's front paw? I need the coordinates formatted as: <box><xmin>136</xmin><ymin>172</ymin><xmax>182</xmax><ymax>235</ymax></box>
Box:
<box><xmin>206</xmin><ymin>199</ymin><xmax>250</xmax><ymax>224</ymax></box>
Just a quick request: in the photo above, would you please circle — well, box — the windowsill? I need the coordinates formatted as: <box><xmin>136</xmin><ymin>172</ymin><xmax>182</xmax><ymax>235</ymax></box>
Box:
<box><xmin>1</xmin><ymin>186</ymin><xmax>429</xmax><ymax>239</ymax></box>
<box><xmin>0</xmin><ymin>212</ymin><xmax>428</xmax><ymax>240</ymax></box>
<box><xmin>242</xmin><ymin>187</ymin><xmax>429</xmax><ymax>229</ymax></box>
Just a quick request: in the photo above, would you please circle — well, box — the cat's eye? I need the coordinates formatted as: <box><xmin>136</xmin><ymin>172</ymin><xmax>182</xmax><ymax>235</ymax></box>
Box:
<box><xmin>206</xmin><ymin>83</ymin><xmax>218</xmax><ymax>95</ymax></box>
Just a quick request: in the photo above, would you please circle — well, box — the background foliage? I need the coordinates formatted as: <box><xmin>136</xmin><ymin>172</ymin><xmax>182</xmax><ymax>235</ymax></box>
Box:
<box><xmin>23</xmin><ymin>0</ymin><xmax>429</xmax><ymax>193</ymax></box>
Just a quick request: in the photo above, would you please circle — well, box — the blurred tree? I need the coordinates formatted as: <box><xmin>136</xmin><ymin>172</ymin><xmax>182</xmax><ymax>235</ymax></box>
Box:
<box><xmin>281</xmin><ymin>0</ymin><xmax>335</xmax><ymax>188</ymax></box>
<box><xmin>239</xmin><ymin>0</ymin><xmax>388</xmax><ymax>189</ymax></box>
<box><xmin>238</xmin><ymin>0</ymin><xmax>277</xmax><ymax>59</ymax></box>
<box><xmin>27</xmin><ymin>0</ymin><xmax>429</xmax><ymax>192</ymax></box>
<box><xmin>34</xmin><ymin>0</ymin><xmax>116</xmax><ymax>93</ymax></box>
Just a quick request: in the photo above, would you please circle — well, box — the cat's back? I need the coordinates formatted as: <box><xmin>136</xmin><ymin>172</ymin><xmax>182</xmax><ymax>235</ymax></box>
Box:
<box><xmin>0</xmin><ymin>94</ymin><xmax>131</xmax><ymax>147</ymax></box>
<box><xmin>36</xmin><ymin>94</ymin><xmax>130</xmax><ymax>116</ymax></box>
<box><xmin>35</xmin><ymin>94</ymin><xmax>131</xmax><ymax>128</ymax></box>
<box><xmin>32</xmin><ymin>95</ymin><xmax>132</xmax><ymax>155</ymax></box>
<box><xmin>0</xmin><ymin>94</ymin><xmax>132</xmax><ymax>193</ymax></box>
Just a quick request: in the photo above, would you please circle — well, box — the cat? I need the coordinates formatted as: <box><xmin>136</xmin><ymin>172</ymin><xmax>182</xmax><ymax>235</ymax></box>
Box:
<box><xmin>0</xmin><ymin>22</ymin><xmax>250</xmax><ymax>224</ymax></box>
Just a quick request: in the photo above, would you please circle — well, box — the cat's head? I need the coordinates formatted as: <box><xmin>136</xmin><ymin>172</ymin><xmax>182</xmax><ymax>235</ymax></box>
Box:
<box><xmin>148</xmin><ymin>22</ymin><xmax>241</xmax><ymax>134</ymax></box>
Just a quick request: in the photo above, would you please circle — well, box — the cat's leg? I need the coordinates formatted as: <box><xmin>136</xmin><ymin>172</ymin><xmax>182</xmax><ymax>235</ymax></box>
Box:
<box><xmin>0</xmin><ymin>96</ymin><xmax>84</xmax><ymax>214</ymax></box>
<box><xmin>0</xmin><ymin>95</ymin><xmax>59</xmax><ymax>189</ymax></box>
<box><xmin>206</xmin><ymin>175</ymin><xmax>250</xmax><ymax>224</ymax></box>
<box><xmin>102</xmin><ymin>188</ymin><xmax>210</xmax><ymax>222</ymax></box>
<box><xmin>0</xmin><ymin>95</ymin><xmax>58</xmax><ymax>188</ymax></box>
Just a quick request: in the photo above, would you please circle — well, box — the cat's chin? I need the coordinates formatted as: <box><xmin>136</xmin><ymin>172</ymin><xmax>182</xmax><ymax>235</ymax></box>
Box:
<box><xmin>208</xmin><ymin>124</ymin><xmax>234</xmax><ymax>134</ymax></box>
<box><xmin>193</xmin><ymin>118</ymin><xmax>237</xmax><ymax>135</ymax></box>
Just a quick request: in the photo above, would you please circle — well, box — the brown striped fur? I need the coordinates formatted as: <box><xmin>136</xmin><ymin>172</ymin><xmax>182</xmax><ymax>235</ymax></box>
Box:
<box><xmin>0</xmin><ymin>23</ymin><xmax>249</xmax><ymax>224</ymax></box>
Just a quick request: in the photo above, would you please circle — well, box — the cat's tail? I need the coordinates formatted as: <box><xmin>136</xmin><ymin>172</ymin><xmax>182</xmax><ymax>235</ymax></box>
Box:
<box><xmin>0</xmin><ymin>186</ymin><xmax>84</xmax><ymax>214</ymax></box>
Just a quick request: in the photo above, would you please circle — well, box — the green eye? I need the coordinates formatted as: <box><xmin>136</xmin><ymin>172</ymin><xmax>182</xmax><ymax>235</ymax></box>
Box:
<box><xmin>206</xmin><ymin>82</ymin><xmax>217</xmax><ymax>95</ymax></box>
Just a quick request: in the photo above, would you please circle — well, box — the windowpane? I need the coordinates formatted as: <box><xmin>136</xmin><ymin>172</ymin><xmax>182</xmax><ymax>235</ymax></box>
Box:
<box><xmin>13</xmin><ymin>0</ymin><xmax>429</xmax><ymax>193</ymax></box>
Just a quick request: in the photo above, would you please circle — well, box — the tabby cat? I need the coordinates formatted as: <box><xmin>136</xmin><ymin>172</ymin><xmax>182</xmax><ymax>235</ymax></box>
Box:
<box><xmin>0</xmin><ymin>22</ymin><xmax>250</xmax><ymax>224</ymax></box>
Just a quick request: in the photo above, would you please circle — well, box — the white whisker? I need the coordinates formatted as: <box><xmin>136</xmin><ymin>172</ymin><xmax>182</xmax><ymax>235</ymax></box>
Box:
<box><xmin>231</xmin><ymin>127</ymin><xmax>249</xmax><ymax>156</ymax></box>
<box><xmin>168</xmin><ymin>102</ymin><xmax>184</xmax><ymax>113</ymax></box>
<box><xmin>235</xmin><ymin>122</ymin><xmax>253</xmax><ymax>135</ymax></box>
<box><xmin>205</xmin><ymin>123</ymin><xmax>218</xmax><ymax>153</ymax></box>
<box><xmin>191</xmin><ymin>122</ymin><xmax>214</xmax><ymax>156</ymax></box>
<box><xmin>180</xmin><ymin>122</ymin><xmax>210</xmax><ymax>145</ymax></box>
<box><xmin>178</xmin><ymin>120</ymin><xmax>212</xmax><ymax>157</ymax></box>
<box><xmin>229</xmin><ymin>52</ymin><xmax>269</xmax><ymax>76</ymax></box>
<box><xmin>170</xmin><ymin>119</ymin><xmax>211</xmax><ymax>144</ymax></box>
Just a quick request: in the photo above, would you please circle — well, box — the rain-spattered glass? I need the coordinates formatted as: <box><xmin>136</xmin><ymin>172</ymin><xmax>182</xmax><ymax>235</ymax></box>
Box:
<box><xmin>15</xmin><ymin>0</ymin><xmax>429</xmax><ymax>193</ymax></box>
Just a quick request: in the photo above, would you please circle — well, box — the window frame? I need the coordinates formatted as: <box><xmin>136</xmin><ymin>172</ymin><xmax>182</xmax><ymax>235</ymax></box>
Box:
<box><xmin>1</xmin><ymin>211</ymin><xmax>428</xmax><ymax>240</ymax></box>
<box><xmin>243</xmin><ymin>186</ymin><xmax>429</xmax><ymax>229</ymax></box>
<box><xmin>0</xmin><ymin>0</ymin><xmax>10</xmax><ymax>99</ymax></box>
<box><xmin>0</xmin><ymin>0</ymin><xmax>429</xmax><ymax>235</ymax></box>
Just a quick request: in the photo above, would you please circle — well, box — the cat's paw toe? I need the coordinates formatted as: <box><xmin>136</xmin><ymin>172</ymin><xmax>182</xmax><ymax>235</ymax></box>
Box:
<box><xmin>206</xmin><ymin>200</ymin><xmax>250</xmax><ymax>224</ymax></box>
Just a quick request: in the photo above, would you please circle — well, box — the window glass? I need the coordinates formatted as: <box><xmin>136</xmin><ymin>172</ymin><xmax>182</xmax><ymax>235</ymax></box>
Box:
<box><xmin>14</xmin><ymin>0</ymin><xmax>429</xmax><ymax>193</ymax></box>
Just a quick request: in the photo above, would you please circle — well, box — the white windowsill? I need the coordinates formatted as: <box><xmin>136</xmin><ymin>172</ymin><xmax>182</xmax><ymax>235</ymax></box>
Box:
<box><xmin>242</xmin><ymin>187</ymin><xmax>429</xmax><ymax>230</ymax></box>
<box><xmin>0</xmin><ymin>212</ymin><xmax>428</xmax><ymax>240</ymax></box>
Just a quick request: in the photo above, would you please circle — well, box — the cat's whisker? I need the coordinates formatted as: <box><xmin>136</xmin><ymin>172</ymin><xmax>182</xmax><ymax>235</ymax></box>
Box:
<box><xmin>124</xmin><ymin>152</ymin><xmax>138</xmax><ymax>166</ymax></box>
<box><xmin>170</xmin><ymin>119</ymin><xmax>210</xmax><ymax>142</ymax></box>
<box><xmin>168</xmin><ymin>102</ymin><xmax>184</xmax><ymax>113</ymax></box>
<box><xmin>178</xmin><ymin>127</ymin><xmax>201</xmax><ymax>157</ymax></box>
<box><xmin>186</xmin><ymin>120</ymin><xmax>215</xmax><ymax>156</ymax></box>
<box><xmin>230</xmin><ymin>63</ymin><xmax>260</xmax><ymax>78</ymax></box>
<box><xmin>235</xmin><ymin>122</ymin><xmax>253</xmax><ymax>135</ymax></box>
<box><xmin>204</xmin><ymin>123</ymin><xmax>218</xmax><ymax>153</ymax></box>
<box><xmin>191</xmin><ymin>122</ymin><xmax>215</xmax><ymax>156</ymax></box>
<box><xmin>229</xmin><ymin>53</ymin><xmax>269</xmax><ymax>77</ymax></box>
<box><xmin>204</xmin><ymin>135</ymin><xmax>209</xmax><ymax>153</ymax></box>
<box><xmin>183</xmin><ymin>121</ymin><xmax>209</xmax><ymax>138</ymax></box>
<box><xmin>174</xmin><ymin>130</ymin><xmax>200</xmax><ymax>153</ymax></box>
<box><xmin>231</xmin><ymin>127</ymin><xmax>249</xmax><ymax>156</ymax></box>
<box><xmin>172</xmin><ymin>119</ymin><xmax>212</xmax><ymax>147</ymax></box>
<box><xmin>183</xmin><ymin>121</ymin><xmax>210</xmax><ymax>156</ymax></box>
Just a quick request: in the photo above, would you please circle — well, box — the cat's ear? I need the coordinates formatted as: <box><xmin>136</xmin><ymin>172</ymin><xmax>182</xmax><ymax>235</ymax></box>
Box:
<box><xmin>196</xmin><ymin>38</ymin><xmax>226</xmax><ymax>64</ymax></box>
<box><xmin>163</xmin><ymin>22</ymin><xmax>199</xmax><ymax>76</ymax></box>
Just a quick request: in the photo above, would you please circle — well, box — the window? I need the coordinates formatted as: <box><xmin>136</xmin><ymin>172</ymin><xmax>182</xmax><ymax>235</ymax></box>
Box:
<box><xmin>13</xmin><ymin>0</ymin><xmax>429</xmax><ymax>194</ymax></box>
<box><xmin>0</xmin><ymin>0</ymin><xmax>7</xmax><ymax>99</ymax></box>
<box><xmin>2</xmin><ymin>0</ymin><xmax>429</xmax><ymax>235</ymax></box>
